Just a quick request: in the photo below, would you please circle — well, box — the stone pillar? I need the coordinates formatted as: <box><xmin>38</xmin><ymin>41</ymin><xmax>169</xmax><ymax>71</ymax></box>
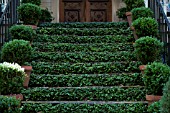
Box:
<box><xmin>112</xmin><ymin>0</ymin><xmax>126</xmax><ymax>22</ymax></box>
<box><xmin>40</xmin><ymin>0</ymin><xmax>59</xmax><ymax>22</ymax></box>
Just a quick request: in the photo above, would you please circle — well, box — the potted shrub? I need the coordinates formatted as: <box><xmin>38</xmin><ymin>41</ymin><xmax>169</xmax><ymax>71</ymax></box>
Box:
<box><xmin>1</xmin><ymin>39</ymin><xmax>33</xmax><ymax>88</ymax></box>
<box><xmin>39</xmin><ymin>8</ymin><xmax>54</xmax><ymax>24</ymax></box>
<box><xmin>123</xmin><ymin>0</ymin><xmax>145</xmax><ymax>26</ymax></box>
<box><xmin>131</xmin><ymin>7</ymin><xmax>154</xmax><ymax>21</ymax></box>
<box><xmin>21</xmin><ymin>0</ymin><xmax>41</xmax><ymax>6</ymax></box>
<box><xmin>123</xmin><ymin>0</ymin><xmax>145</xmax><ymax>12</ymax></box>
<box><xmin>160</xmin><ymin>77</ymin><xmax>170</xmax><ymax>113</ymax></box>
<box><xmin>116</xmin><ymin>7</ymin><xmax>128</xmax><ymax>21</ymax></box>
<box><xmin>143</xmin><ymin>62</ymin><xmax>170</xmax><ymax>105</ymax></box>
<box><xmin>130</xmin><ymin>7</ymin><xmax>154</xmax><ymax>40</ymax></box>
<box><xmin>0</xmin><ymin>96</ymin><xmax>22</xmax><ymax>112</ymax></box>
<box><xmin>132</xmin><ymin>17</ymin><xmax>159</xmax><ymax>38</ymax></box>
<box><xmin>9</xmin><ymin>25</ymin><xmax>36</xmax><ymax>44</ymax></box>
<box><xmin>17</xmin><ymin>3</ymin><xmax>42</xmax><ymax>27</ymax></box>
<box><xmin>147</xmin><ymin>101</ymin><xmax>160</xmax><ymax>112</ymax></box>
<box><xmin>0</xmin><ymin>62</ymin><xmax>26</xmax><ymax>100</ymax></box>
<box><xmin>134</xmin><ymin>36</ymin><xmax>163</xmax><ymax>65</ymax></box>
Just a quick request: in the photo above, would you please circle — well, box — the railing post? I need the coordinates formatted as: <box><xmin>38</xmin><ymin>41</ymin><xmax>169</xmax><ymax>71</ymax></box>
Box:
<box><xmin>0</xmin><ymin>4</ymin><xmax>2</xmax><ymax>17</ymax></box>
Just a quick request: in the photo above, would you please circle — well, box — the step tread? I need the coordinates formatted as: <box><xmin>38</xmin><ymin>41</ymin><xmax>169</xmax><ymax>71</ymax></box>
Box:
<box><xmin>22</xmin><ymin>101</ymin><xmax>148</xmax><ymax>104</ymax></box>
<box><xmin>31</xmin><ymin>73</ymin><xmax>139</xmax><ymax>76</ymax></box>
<box><xmin>27</xmin><ymin>86</ymin><xmax>144</xmax><ymax>89</ymax></box>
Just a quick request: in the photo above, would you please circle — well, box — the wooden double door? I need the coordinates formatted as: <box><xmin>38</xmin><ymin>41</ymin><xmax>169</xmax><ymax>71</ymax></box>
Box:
<box><xmin>59</xmin><ymin>0</ymin><xmax>112</xmax><ymax>22</ymax></box>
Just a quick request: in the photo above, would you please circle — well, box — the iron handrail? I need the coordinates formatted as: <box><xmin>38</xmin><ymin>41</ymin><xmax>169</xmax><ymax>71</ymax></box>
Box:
<box><xmin>149</xmin><ymin>0</ymin><xmax>170</xmax><ymax>65</ymax></box>
<box><xmin>0</xmin><ymin>0</ymin><xmax>11</xmax><ymax>22</ymax></box>
<box><xmin>157</xmin><ymin>0</ymin><xmax>170</xmax><ymax>29</ymax></box>
<box><xmin>0</xmin><ymin>0</ymin><xmax>20</xmax><ymax>49</ymax></box>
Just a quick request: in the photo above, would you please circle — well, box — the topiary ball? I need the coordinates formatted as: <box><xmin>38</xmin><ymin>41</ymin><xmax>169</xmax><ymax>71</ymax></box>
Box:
<box><xmin>131</xmin><ymin>7</ymin><xmax>154</xmax><ymax>21</ymax></box>
<box><xmin>134</xmin><ymin>36</ymin><xmax>163</xmax><ymax>64</ymax></box>
<box><xmin>132</xmin><ymin>17</ymin><xmax>159</xmax><ymax>38</ymax></box>
<box><xmin>22</xmin><ymin>0</ymin><xmax>41</xmax><ymax>6</ymax></box>
<box><xmin>143</xmin><ymin>62</ymin><xmax>170</xmax><ymax>95</ymax></box>
<box><xmin>17</xmin><ymin>3</ymin><xmax>42</xmax><ymax>25</ymax></box>
<box><xmin>1</xmin><ymin>39</ymin><xmax>33</xmax><ymax>65</ymax></box>
<box><xmin>9</xmin><ymin>25</ymin><xmax>36</xmax><ymax>42</ymax></box>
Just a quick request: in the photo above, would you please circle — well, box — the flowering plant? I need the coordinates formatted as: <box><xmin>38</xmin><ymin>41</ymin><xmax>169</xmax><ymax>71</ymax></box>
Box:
<box><xmin>0</xmin><ymin>62</ymin><xmax>26</xmax><ymax>95</ymax></box>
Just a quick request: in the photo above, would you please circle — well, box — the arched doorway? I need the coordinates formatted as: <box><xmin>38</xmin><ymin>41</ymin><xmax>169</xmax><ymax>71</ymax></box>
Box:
<box><xmin>59</xmin><ymin>0</ymin><xmax>112</xmax><ymax>22</ymax></box>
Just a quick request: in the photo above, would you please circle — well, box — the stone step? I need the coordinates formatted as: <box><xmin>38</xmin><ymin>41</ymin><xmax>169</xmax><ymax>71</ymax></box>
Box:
<box><xmin>39</xmin><ymin>22</ymin><xmax>129</xmax><ymax>28</ymax></box>
<box><xmin>32</xmin><ymin>51</ymin><xmax>136</xmax><ymax>63</ymax></box>
<box><xmin>21</xmin><ymin>86</ymin><xmax>145</xmax><ymax>101</ymax></box>
<box><xmin>35</xmin><ymin>35</ymin><xmax>134</xmax><ymax>43</ymax></box>
<box><xmin>29</xmin><ymin>73</ymin><xmax>143</xmax><ymax>87</ymax></box>
<box><xmin>32</xmin><ymin>42</ymin><xmax>134</xmax><ymax>52</ymax></box>
<box><xmin>22</xmin><ymin>100</ymin><xmax>148</xmax><ymax>104</ymax></box>
<box><xmin>21</xmin><ymin>102</ymin><xmax>148</xmax><ymax>113</ymax></box>
<box><xmin>36</xmin><ymin>27</ymin><xmax>131</xmax><ymax>36</ymax></box>
<box><xmin>28</xmin><ymin>61</ymin><xmax>141</xmax><ymax>74</ymax></box>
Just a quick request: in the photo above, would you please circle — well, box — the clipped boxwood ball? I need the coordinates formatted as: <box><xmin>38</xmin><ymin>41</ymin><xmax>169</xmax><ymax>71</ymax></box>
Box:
<box><xmin>1</xmin><ymin>39</ymin><xmax>33</xmax><ymax>65</ymax></box>
<box><xmin>17</xmin><ymin>3</ymin><xmax>42</xmax><ymax>25</ymax></box>
<box><xmin>131</xmin><ymin>7</ymin><xmax>154</xmax><ymax>21</ymax></box>
<box><xmin>9</xmin><ymin>25</ymin><xmax>36</xmax><ymax>42</ymax></box>
<box><xmin>132</xmin><ymin>17</ymin><xmax>159</xmax><ymax>38</ymax></box>
<box><xmin>22</xmin><ymin>0</ymin><xmax>41</xmax><ymax>6</ymax></box>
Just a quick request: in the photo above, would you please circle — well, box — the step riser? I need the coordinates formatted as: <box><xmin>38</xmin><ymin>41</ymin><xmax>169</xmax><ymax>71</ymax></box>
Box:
<box><xmin>33</xmin><ymin>43</ymin><xmax>134</xmax><ymax>52</ymax></box>
<box><xmin>30</xmin><ymin>62</ymin><xmax>141</xmax><ymax>74</ymax></box>
<box><xmin>39</xmin><ymin>22</ymin><xmax>129</xmax><ymax>28</ymax></box>
<box><xmin>32</xmin><ymin>52</ymin><xmax>136</xmax><ymax>62</ymax></box>
<box><xmin>35</xmin><ymin>35</ymin><xmax>134</xmax><ymax>43</ymax></box>
<box><xmin>29</xmin><ymin>73</ymin><xmax>143</xmax><ymax>87</ymax></box>
<box><xmin>21</xmin><ymin>103</ymin><xmax>148</xmax><ymax>113</ymax></box>
<box><xmin>36</xmin><ymin>28</ymin><xmax>131</xmax><ymax>36</ymax></box>
<box><xmin>22</xmin><ymin>87</ymin><xmax>146</xmax><ymax>101</ymax></box>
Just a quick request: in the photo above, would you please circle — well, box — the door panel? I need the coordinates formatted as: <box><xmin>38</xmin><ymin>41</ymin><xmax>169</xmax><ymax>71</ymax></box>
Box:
<box><xmin>60</xmin><ymin>0</ymin><xmax>112</xmax><ymax>22</ymax></box>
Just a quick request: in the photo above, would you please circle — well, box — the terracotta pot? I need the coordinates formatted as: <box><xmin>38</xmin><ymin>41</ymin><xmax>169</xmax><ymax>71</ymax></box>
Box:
<box><xmin>24</xmin><ymin>24</ymin><xmax>37</xmax><ymax>30</ymax></box>
<box><xmin>6</xmin><ymin>94</ymin><xmax>23</xmax><ymax>100</ymax></box>
<box><xmin>125</xmin><ymin>12</ymin><xmax>132</xmax><ymax>26</ymax></box>
<box><xmin>130</xmin><ymin>26</ymin><xmax>138</xmax><ymax>40</ymax></box>
<box><xmin>22</xmin><ymin>66</ymin><xmax>32</xmax><ymax>88</ymax></box>
<box><xmin>125</xmin><ymin>12</ymin><xmax>132</xmax><ymax>16</ymax></box>
<box><xmin>139</xmin><ymin>65</ymin><xmax>147</xmax><ymax>74</ymax></box>
<box><xmin>146</xmin><ymin>95</ymin><xmax>162</xmax><ymax>105</ymax></box>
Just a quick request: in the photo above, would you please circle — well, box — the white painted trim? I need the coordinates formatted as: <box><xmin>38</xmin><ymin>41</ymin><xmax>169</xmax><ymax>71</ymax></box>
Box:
<box><xmin>144</xmin><ymin>0</ymin><xmax>148</xmax><ymax>7</ymax></box>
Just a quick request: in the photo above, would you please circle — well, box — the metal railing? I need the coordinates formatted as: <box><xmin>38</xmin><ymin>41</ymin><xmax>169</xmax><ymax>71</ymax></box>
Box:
<box><xmin>148</xmin><ymin>0</ymin><xmax>170</xmax><ymax>65</ymax></box>
<box><xmin>0</xmin><ymin>0</ymin><xmax>20</xmax><ymax>49</ymax></box>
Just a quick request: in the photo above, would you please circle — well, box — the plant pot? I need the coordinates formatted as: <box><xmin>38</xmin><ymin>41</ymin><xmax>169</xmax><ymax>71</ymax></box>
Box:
<box><xmin>130</xmin><ymin>26</ymin><xmax>138</xmax><ymax>40</ymax></box>
<box><xmin>126</xmin><ymin>12</ymin><xmax>132</xmax><ymax>26</ymax></box>
<box><xmin>6</xmin><ymin>94</ymin><xmax>23</xmax><ymax>100</ymax></box>
<box><xmin>146</xmin><ymin>95</ymin><xmax>162</xmax><ymax>105</ymax></box>
<box><xmin>24</xmin><ymin>24</ymin><xmax>38</xmax><ymax>30</ymax></box>
<box><xmin>22</xmin><ymin>66</ymin><xmax>32</xmax><ymax>88</ymax></box>
<box><xmin>139</xmin><ymin>65</ymin><xmax>147</xmax><ymax>74</ymax></box>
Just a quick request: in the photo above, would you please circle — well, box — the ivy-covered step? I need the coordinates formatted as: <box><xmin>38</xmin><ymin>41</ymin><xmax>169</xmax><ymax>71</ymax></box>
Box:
<box><xmin>29</xmin><ymin>73</ymin><xmax>144</xmax><ymax>87</ymax></box>
<box><xmin>39</xmin><ymin>22</ymin><xmax>129</xmax><ymax>28</ymax></box>
<box><xmin>32</xmin><ymin>43</ymin><xmax>134</xmax><ymax>52</ymax></box>
<box><xmin>36</xmin><ymin>27</ymin><xmax>131</xmax><ymax>36</ymax></box>
<box><xmin>35</xmin><ymin>35</ymin><xmax>134</xmax><ymax>43</ymax></box>
<box><xmin>29</xmin><ymin>61</ymin><xmax>141</xmax><ymax>74</ymax></box>
<box><xmin>32</xmin><ymin>51</ymin><xmax>137</xmax><ymax>63</ymax></box>
<box><xmin>21</xmin><ymin>86</ymin><xmax>146</xmax><ymax>101</ymax></box>
<box><xmin>21</xmin><ymin>102</ymin><xmax>148</xmax><ymax>113</ymax></box>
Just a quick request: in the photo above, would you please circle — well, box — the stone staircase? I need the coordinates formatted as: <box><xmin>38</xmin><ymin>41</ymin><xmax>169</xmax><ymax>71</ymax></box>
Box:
<box><xmin>21</xmin><ymin>22</ymin><xmax>148</xmax><ymax>112</ymax></box>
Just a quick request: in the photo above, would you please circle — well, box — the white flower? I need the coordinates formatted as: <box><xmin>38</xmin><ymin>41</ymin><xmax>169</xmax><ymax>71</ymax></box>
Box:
<box><xmin>0</xmin><ymin>62</ymin><xmax>25</xmax><ymax>72</ymax></box>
